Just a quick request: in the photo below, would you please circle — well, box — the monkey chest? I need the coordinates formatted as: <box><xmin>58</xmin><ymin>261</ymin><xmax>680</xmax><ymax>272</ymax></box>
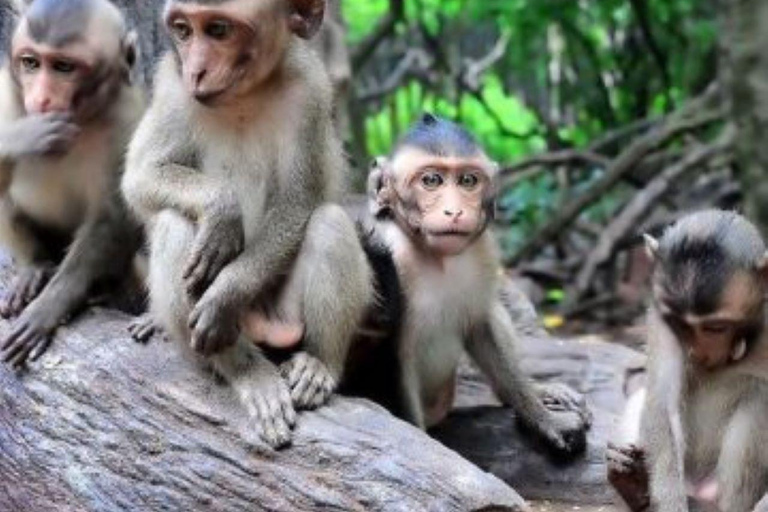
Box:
<box><xmin>10</xmin><ymin>143</ymin><xmax>110</xmax><ymax>231</ymax></box>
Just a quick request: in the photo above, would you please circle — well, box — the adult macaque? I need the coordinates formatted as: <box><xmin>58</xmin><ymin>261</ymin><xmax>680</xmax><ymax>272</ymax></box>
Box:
<box><xmin>122</xmin><ymin>0</ymin><xmax>372</xmax><ymax>448</ymax></box>
<box><xmin>336</xmin><ymin>114</ymin><xmax>591</xmax><ymax>456</ymax></box>
<box><xmin>608</xmin><ymin>210</ymin><xmax>768</xmax><ymax>512</ymax></box>
<box><xmin>0</xmin><ymin>0</ymin><xmax>143</xmax><ymax>368</ymax></box>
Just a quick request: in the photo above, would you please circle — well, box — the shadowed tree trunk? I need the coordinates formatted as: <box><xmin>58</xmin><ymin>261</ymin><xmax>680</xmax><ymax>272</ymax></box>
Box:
<box><xmin>721</xmin><ymin>0</ymin><xmax>768</xmax><ymax>234</ymax></box>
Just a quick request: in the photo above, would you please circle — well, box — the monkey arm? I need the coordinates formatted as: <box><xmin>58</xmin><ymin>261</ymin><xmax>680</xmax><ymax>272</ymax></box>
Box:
<box><xmin>467</xmin><ymin>300</ymin><xmax>556</xmax><ymax>426</ymax></box>
<box><xmin>465</xmin><ymin>300</ymin><xmax>588</xmax><ymax>456</ymax></box>
<box><xmin>641</xmin><ymin>308</ymin><xmax>689</xmax><ymax>512</ymax></box>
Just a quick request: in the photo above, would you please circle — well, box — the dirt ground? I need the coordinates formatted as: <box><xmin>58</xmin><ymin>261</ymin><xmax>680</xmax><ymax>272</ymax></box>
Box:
<box><xmin>529</xmin><ymin>502</ymin><xmax>620</xmax><ymax>511</ymax></box>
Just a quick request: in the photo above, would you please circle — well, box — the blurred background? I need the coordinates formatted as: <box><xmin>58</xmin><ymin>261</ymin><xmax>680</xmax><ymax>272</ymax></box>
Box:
<box><xmin>0</xmin><ymin>0</ymin><xmax>760</xmax><ymax>338</ymax></box>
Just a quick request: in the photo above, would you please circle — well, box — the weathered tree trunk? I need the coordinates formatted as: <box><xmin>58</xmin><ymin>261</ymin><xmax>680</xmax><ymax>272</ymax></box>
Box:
<box><xmin>721</xmin><ymin>0</ymin><xmax>768</xmax><ymax>233</ymax></box>
<box><xmin>0</xmin><ymin>304</ymin><xmax>527</xmax><ymax>512</ymax></box>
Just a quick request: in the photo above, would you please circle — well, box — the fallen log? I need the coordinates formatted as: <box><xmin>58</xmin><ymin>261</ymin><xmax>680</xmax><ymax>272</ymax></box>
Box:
<box><xmin>0</xmin><ymin>306</ymin><xmax>527</xmax><ymax>512</ymax></box>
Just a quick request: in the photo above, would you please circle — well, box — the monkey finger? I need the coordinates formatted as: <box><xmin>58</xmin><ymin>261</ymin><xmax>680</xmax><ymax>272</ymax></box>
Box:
<box><xmin>279</xmin><ymin>387</ymin><xmax>297</xmax><ymax>428</ymax></box>
<box><xmin>29</xmin><ymin>335</ymin><xmax>52</xmax><ymax>361</ymax></box>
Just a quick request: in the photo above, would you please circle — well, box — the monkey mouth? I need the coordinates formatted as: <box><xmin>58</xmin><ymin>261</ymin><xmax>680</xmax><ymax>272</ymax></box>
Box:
<box><xmin>428</xmin><ymin>229</ymin><xmax>473</xmax><ymax>238</ymax></box>
<box><xmin>193</xmin><ymin>88</ymin><xmax>228</xmax><ymax>105</ymax></box>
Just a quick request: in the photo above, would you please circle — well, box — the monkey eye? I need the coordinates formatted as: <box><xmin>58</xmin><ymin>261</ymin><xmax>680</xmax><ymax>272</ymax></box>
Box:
<box><xmin>420</xmin><ymin>172</ymin><xmax>444</xmax><ymax>190</ymax></box>
<box><xmin>458</xmin><ymin>173</ymin><xmax>480</xmax><ymax>190</ymax></box>
<box><xmin>702</xmin><ymin>323</ymin><xmax>731</xmax><ymax>335</ymax></box>
<box><xmin>19</xmin><ymin>54</ymin><xmax>40</xmax><ymax>72</ymax></box>
<box><xmin>170</xmin><ymin>19</ymin><xmax>192</xmax><ymax>41</ymax></box>
<box><xmin>205</xmin><ymin>19</ymin><xmax>233</xmax><ymax>40</ymax></box>
<box><xmin>52</xmin><ymin>60</ymin><xmax>76</xmax><ymax>74</ymax></box>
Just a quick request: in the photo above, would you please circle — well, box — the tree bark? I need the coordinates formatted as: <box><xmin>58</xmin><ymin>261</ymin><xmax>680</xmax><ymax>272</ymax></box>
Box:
<box><xmin>721</xmin><ymin>0</ymin><xmax>768</xmax><ymax>233</ymax></box>
<box><xmin>0</xmin><ymin>305</ymin><xmax>526</xmax><ymax>512</ymax></box>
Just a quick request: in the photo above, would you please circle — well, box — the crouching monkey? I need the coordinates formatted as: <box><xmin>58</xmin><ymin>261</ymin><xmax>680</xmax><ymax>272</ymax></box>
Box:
<box><xmin>122</xmin><ymin>0</ymin><xmax>372</xmax><ymax>448</ymax></box>
<box><xmin>0</xmin><ymin>0</ymin><xmax>143</xmax><ymax>368</ymax></box>
<box><xmin>333</xmin><ymin>114</ymin><xmax>591</xmax><ymax>457</ymax></box>
<box><xmin>608</xmin><ymin>210</ymin><xmax>768</xmax><ymax>512</ymax></box>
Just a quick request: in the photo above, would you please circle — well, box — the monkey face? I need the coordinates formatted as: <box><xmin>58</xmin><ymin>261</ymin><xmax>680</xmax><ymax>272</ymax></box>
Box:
<box><xmin>657</xmin><ymin>270</ymin><xmax>766</xmax><ymax>371</ymax></box>
<box><xmin>11</xmin><ymin>5</ymin><xmax>134</xmax><ymax>123</ymax></box>
<box><xmin>165</xmin><ymin>0</ymin><xmax>325</xmax><ymax>106</ymax></box>
<box><xmin>379</xmin><ymin>147</ymin><xmax>497</xmax><ymax>257</ymax></box>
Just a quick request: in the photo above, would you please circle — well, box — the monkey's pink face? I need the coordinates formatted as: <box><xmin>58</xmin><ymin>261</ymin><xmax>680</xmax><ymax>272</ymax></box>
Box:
<box><xmin>388</xmin><ymin>149</ymin><xmax>496</xmax><ymax>257</ymax></box>
<box><xmin>165</xmin><ymin>4</ymin><xmax>289</xmax><ymax>106</ymax></box>
<box><xmin>12</xmin><ymin>36</ymin><xmax>95</xmax><ymax>115</ymax></box>
<box><xmin>658</xmin><ymin>272</ymin><xmax>765</xmax><ymax>371</ymax></box>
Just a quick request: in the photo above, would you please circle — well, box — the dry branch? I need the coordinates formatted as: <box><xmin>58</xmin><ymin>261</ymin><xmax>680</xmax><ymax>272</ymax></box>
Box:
<box><xmin>505</xmin><ymin>85</ymin><xmax>723</xmax><ymax>267</ymax></box>
<box><xmin>571</xmin><ymin>125</ymin><xmax>736</xmax><ymax>298</ymax></box>
<box><xmin>351</xmin><ymin>0</ymin><xmax>405</xmax><ymax>71</ymax></box>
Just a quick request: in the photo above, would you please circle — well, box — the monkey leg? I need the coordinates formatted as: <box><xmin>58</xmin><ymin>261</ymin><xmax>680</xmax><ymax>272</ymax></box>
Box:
<box><xmin>149</xmin><ymin>211</ymin><xmax>296</xmax><ymax>449</ymax></box>
<box><xmin>715</xmin><ymin>401</ymin><xmax>768</xmax><ymax>512</ymax></box>
<box><xmin>0</xmin><ymin>198</ymin><xmax>62</xmax><ymax>318</ymax></box>
<box><xmin>276</xmin><ymin>204</ymin><xmax>374</xmax><ymax>410</ymax></box>
<box><xmin>1</xmin><ymin>202</ymin><xmax>139</xmax><ymax>368</ymax></box>
<box><xmin>607</xmin><ymin>443</ymin><xmax>650</xmax><ymax>511</ymax></box>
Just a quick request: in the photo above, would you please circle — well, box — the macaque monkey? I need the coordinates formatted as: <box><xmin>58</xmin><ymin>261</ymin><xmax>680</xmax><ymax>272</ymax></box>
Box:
<box><xmin>0</xmin><ymin>0</ymin><xmax>143</xmax><ymax>368</ymax></box>
<box><xmin>122</xmin><ymin>0</ymin><xmax>372</xmax><ymax>448</ymax></box>
<box><xmin>336</xmin><ymin>114</ymin><xmax>590</xmax><ymax>456</ymax></box>
<box><xmin>608</xmin><ymin>210</ymin><xmax>768</xmax><ymax>512</ymax></box>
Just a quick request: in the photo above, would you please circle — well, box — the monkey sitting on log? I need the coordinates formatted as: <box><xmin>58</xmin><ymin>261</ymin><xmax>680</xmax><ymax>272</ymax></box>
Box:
<box><xmin>0</xmin><ymin>0</ymin><xmax>143</xmax><ymax>368</ymax></box>
<box><xmin>327</xmin><ymin>114</ymin><xmax>591</xmax><ymax>456</ymax></box>
<box><xmin>122</xmin><ymin>0</ymin><xmax>372</xmax><ymax>448</ymax></box>
<box><xmin>608</xmin><ymin>210</ymin><xmax>768</xmax><ymax>512</ymax></box>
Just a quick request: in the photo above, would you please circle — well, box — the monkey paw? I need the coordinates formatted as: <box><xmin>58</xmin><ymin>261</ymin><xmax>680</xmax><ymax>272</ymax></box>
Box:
<box><xmin>280</xmin><ymin>352</ymin><xmax>337</xmax><ymax>410</ymax></box>
<box><xmin>0</xmin><ymin>266</ymin><xmax>54</xmax><ymax>319</ymax></box>
<box><xmin>236</xmin><ymin>373</ymin><xmax>297</xmax><ymax>449</ymax></box>
<box><xmin>537</xmin><ymin>382</ymin><xmax>593</xmax><ymax>428</ymax></box>
<box><xmin>522</xmin><ymin>409</ymin><xmax>589</xmax><ymax>459</ymax></box>
<box><xmin>189</xmin><ymin>300</ymin><xmax>239</xmax><ymax>356</ymax></box>
<box><xmin>183</xmin><ymin>215</ymin><xmax>244</xmax><ymax>299</ymax></box>
<box><xmin>128</xmin><ymin>314</ymin><xmax>165</xmax><ymax>344</ymax></box>
<box><xmin>0</xmin><ymin>309</ymin><xmax>56</xmax><ymax>369</ymax></box>
<box><xmin>607</xmin><ymin>443</ymin><xmax>650</xmax><ymax>511</ymax></box>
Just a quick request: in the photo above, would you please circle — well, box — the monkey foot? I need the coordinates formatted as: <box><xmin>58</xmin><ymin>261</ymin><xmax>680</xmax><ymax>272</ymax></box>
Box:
<box><xmin>128</xmin><ymin>314</ymin><xmax>164</xmax><ymax>344</ymax></box>
<box><xmin>236</xmin><ymin>373</ymin><xmax>297</xmax><ymax>449</ymax></box>
<box><xmin>607</xmin><ymin>442</ymin><xmax>650</xmax><ymax>512</ymax></box>
<box><xmin>241</xmin><ymin>312</ymin><xmax>304</xmax><ymax>349</ymax></box>
<box><xmin>280</xmin><ymin>352</ymin><xmax>336</xmax><ymax>410</ymax></box>
<box><xmin>0</xmin><ymin>266</ymin><xmax>54</xmax><ymax>319</ymax></box>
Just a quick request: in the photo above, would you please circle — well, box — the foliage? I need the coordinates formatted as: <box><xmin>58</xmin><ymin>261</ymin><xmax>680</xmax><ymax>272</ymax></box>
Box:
<box><xmin>343</xmin><ymin>0</ymin><xmax>718</xmax><ymax>256</ymax></box>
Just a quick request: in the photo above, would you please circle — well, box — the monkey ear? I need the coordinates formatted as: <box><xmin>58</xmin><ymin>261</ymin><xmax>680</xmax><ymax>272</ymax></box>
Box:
<box><xmin>122</xmin><ymin>31</ymin><xmax>138</xmax><ymax>70</ymax></box>
<box><xmin>757</xmin><ymin>251</ymin><xmax>768</xmax><ymax>284</ymax></box>
<box><xmin>643</xmin><ymin>234</ymin><xmax>660</xmax><ymax>262</ymax></box>
<box><xmin>367</xmin><ymin>157</ymin><xmax>393</xmax><ymax>219</ymax></box>
<box><xmin>288</xmin><ymin>0</ymin><xmax>326</xmax><ymax>40</ymax></box>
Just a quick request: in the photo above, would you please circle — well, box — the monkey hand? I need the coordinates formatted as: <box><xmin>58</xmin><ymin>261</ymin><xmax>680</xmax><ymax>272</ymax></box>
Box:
<box><xmin>537</xmin><ymin>382</ymin><xmax>593</xmax><ymax>428</ymax></box>
<box><xmin>184</xmin><ymin>201</ymin><xmax>244</xmax><ymax>299</ymax></box>
<box><xmin>234</xmin><ymin>366</ymin><xmax>297</xmax><ymax>449</ymax></box>
<box><xmin>7</xmin><ymin>113</ymin><xmax>80</xmax><ymax>158</ymax></box>
<box><xmin>0</xmin><ymin>266</ymin><xmax>54</xmax><ymax>319</ymax></box>
<box><xmin>189</xmin><ymin>298</ymin><xmax>240</xmax><ymax>356</ymax></box>
<box><xmin>520</xmin><ymin>409</ymin><xmax>589</xmax><ymax>459</ymax></box>
<box><xmin>0</xmin><ymin>304</ymin><xmax>57</xmax><ymax>369</ymax></box>
<box><xmin>128</xmin><ymin>313</ymin><xmax>166</xmax><ymax>344</ymax></box>
<box><xmin>280</xmin><ymin>352</ymin><xmax>337</xmax><ymax>410</ymax></box>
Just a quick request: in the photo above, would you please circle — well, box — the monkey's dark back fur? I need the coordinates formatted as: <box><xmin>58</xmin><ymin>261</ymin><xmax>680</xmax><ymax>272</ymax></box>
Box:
<box><xmin>339</xmin><ymin>225</ymin><xmax>406</xmax><ymax>417</ymax></box>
